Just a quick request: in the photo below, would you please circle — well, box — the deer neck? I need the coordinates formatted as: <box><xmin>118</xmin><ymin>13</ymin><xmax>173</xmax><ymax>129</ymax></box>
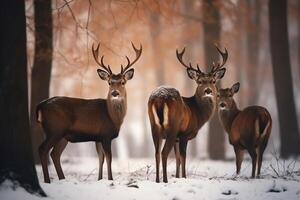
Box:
<box><xmin>194</xmin><ymin>93</ymin><xmax>216</xmax><ymax>122</ymax></box>
<box><xmin>219</xmin><ymin>101</ymin><xmax>240</xmax><ymax>133</ymax></box>
<box><xmin>107</xmin><ymin>94</ymin><xmax>127</xmax><ymax>127</ymax></box>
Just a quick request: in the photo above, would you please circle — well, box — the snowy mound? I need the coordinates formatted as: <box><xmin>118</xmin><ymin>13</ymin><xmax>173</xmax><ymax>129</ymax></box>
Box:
<box><xmin>149</xmin><ymin>86</ymin><xmax>181</xmax><ymax>101</ymax></box>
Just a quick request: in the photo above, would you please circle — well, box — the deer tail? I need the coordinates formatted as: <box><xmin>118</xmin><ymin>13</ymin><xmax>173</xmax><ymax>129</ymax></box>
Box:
<box><xmin>36</xmin><ymin>100</ymin><xmax>48</xmax><ymax>123</ymax></box>
<box><xmin>255</xmin><ymin>118</ymin><xmax>271</xmax><ymax>143</ymax></box>
<box><xmin>151</xmin><ymin>102</ymin><xmax>169</xmax><ymax>129</ymax></box>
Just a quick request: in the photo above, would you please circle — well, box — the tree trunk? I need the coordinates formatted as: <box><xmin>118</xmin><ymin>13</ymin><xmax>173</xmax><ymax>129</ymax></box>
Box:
<box><xmin>203</xmin><ymin>0</ymin><xmax>225</xmax><ymax>160</ymax></box>
<box><xmin>182</xmin><ymin>0</ymin><xmax>198</xmax><ymax>158</ymax></box>
<box><xmin>235</xmin><ymin>0</ymin><xmax>248</xmax><ymax>108</ymax></box>
<box><xmin>150</xmin><ymin>12</ymin><xmax>164</xmax><ymax>86</ymax></box>
<box><xmin>298</xmin><ymin>0</ymin><xmax>300</xmax><ymax>81</ymax></box>
<box><xmin>0</xmin><ymin>0</ymin><xmax>45</xmax><ymax>196</ymax></box>
<box><xmin>30</xmin><ymin>0</ymin><xmax>53</xmax><ymax>164</ymax></box>
<box><xmin>245</xmin><ymin>0</ymin><xmax>261</xmax><ymax>105</ymax></box>
<box><xmin>269</xmin><ymin>0</ymin><xmax>300</xmax><ymax>157</ymax></box>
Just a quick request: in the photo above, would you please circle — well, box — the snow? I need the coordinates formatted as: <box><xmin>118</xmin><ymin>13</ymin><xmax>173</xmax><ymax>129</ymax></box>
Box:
<box><xmin>1</xmin><ymin>157</ymin><xmax>300</xmax><ymax>200</ymax></box>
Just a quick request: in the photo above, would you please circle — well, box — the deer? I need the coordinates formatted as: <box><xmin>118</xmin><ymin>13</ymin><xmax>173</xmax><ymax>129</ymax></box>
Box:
<box><xmin>148</xmin><ymin>46</ymin><xmax>228</xmax><ymax>183</ymax></box>
<box><xmin>36</xmin><ymin>42</ymin><xmax>142</xmax><ymax>183</ymax></box>
<box><xmin>217</xmin><ymin>82</ymin><xmax>272</xmax><ymax>178</ymax></box>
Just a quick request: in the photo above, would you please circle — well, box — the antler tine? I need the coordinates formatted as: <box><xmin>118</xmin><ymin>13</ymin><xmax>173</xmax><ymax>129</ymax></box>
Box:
<box><xmin>215</xmin><ymin>45</ymin><xmax>228</xmax><ymax>68</ymax></box>
<box><xmin>122</xmin><ymin>42</ymin><xmax>143</xmax><ymax>73</ymax></box>
<box><xmin>92</xmin><ymin>43</ymin><xmax>112</xmax><ymax>74</ymax></box>
<box><xmin>99</xmin><ymin>56</ymin><xmax>112</xmax><ymax>74</ymax></box>
<box><xmin>176</xmin><ymin>48</ymin><xmax>199</xmax><ymax>72</ymax></box>
<box><xmin>196</xmin><ymin>64</ymin><xmax>202</xmax><ymax>73</ymax></box>
<box><xmin>210</xmin><ymin>44</ymin><xmax>228</xmax><ymax>73</ymax></box>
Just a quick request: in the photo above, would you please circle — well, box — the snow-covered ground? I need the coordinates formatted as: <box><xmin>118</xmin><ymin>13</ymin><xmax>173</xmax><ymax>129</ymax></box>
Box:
<box><xmin>1</xmin><ymin>156</ymin><xmax>300</xmax><ymax>200</ymax></box>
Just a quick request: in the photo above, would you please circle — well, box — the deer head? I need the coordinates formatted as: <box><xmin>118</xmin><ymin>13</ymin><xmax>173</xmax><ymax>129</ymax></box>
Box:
<box><xmin>217</xmin><ymin>82</ymin><xmax>240</xmax><ymax>111</ymax></box>
<box><xmin>176</xmin><ymin>45</ymin><xmax>228</xmax><ymax>99</ymax></box>
<box><xmin>92</xmin><ymin>42</ymin><xmax>142</xmax><ymax>100</ymax></box>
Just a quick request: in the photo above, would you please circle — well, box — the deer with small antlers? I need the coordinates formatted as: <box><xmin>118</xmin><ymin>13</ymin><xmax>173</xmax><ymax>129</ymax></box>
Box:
<box><xmin>36</xmin><ymin>42</ymin><xmax>142</xmax><ymax>183</ymax></box>
<box><xmin>148</xmin><ymin>46</ymin><xmax>228</xmax><ymax>183</ymax></box>
<box><xmin>217</xmin><ymin>82</ymin><xmax>272</xmax><ymax>178</ymax></box>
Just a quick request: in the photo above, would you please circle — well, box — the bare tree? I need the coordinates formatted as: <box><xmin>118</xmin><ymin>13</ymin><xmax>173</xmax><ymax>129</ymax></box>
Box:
<box><xmin>269</xmin><ymin>0</ymin><xmax>300</xmax><ymax>157</ymax></box>
<box><xmin>149</xmin><ymin>8</ymin><xmax>164</xmax><ymax>86</ymax></box>
<box><xmin>182</xmin><ymin>0</ymin><xmax>198</xmax><ymax>157</ymax></box>
<box><xmin>0</xmin><ymin>0</ymin><xmax>45</xmax><ymax>195</ymax></box>
<box><xmin>203</xmin><ymin>0</ymin><xmax>225</xmax><ymax>160</ymax></box>
<box><xmin>30</xmin><ymin>0</ymin><xmax>53</xmax><ymax>163</ymax></box>
<box><xmin>245</xmin><ymin>0</ymin><xmax>261</xmax><ymax>105</ymax></box>
<box><xmin>298</xmin><ymin>0</ymin><xmax>300</xmax><ymax>80</ymax></box>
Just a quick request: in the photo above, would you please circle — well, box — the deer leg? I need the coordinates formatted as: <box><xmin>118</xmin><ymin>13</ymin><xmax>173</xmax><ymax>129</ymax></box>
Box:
<box><xmin>39</xmin><ymin>137</ymin><xmax>60</xmax><ymax>183</ymax></box>
<box><xmin>234</xmin><ymin>146</ymin><xmax>244</xmax><ymax>175</ymax></box>
<box><xmin>96</xmin><ymin>142</ymin><xmax>105</xmax><ymax>180</ymax></box>
<box><xmin>152</xmin><ymin>131</ymin><xmax>162</xmax><ymax>183</ymax></box>
<box><xmin>50</xmin><ymin>138</ymin><xmax>68</xmax><ymax>180</ymax></box>
<box><xmin>162</xmin><ymin>135</ymin><xmax>177</xmax><ymax>183</ymax></box>
<box><xmin>248</xmin><ymin>148</ymin><xmax>257</xmax><ymax>178</ymax></box>
<box><xmin>174</xmin><ymin>141</ymin><xmax>181</xmax><ymax>178</ymax></box>
<box><xmin>102</xmin><ymin>140</ymin><xmax>113</xmax><ymax>180</ymax></box>
<box><xmin>257</xmin><ymin>141</ymin><xmax>267</xmax><ymax>177</ymax></box>
<box><xmin>179</xmin><ymin>139</ymin><xmax>188</xmax><ymax>178</ymax></box>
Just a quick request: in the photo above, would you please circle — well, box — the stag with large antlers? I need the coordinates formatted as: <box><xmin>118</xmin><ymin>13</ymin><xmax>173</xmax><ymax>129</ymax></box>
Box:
<box><xmin>148</xmin><ymin>45</ymin><xmax>228</xmax><ymax>183</ymax></box>
<box><xmin>36</xmin><ymin>42</ymin><xmax>142</xmax><ymax>183</ymax></box>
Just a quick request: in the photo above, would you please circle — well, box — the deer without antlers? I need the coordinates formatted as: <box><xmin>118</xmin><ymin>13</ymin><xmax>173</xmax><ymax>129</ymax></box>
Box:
<box><xmin>36</xmin><ymin>42</ymin><xmax>142</xmax><ymax>183</ymax></box>
<box><xmin>217</xmin><ymin>82</ymin><xmax>272</xmax><ymax>178</ymax></box>
<box><xmin>148</xmin><ymin>45</ymin><xmax>228</xmax><ymax>183</ymax></box>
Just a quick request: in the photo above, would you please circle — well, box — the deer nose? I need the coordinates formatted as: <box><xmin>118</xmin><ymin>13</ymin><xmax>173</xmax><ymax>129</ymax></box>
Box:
<box><xmin>111</xmin><ymin>90</ymin><xmax>120</xmax><ymax>97</ymax></box>
<box><xmin>204</xmin><ymin>88</ymin><xmax>212</xmax><ymax>95</ymax></box>
<box><xmin>219</xmin><ymin>102</ymin><xmax>226</xmax><ymax>108</ymax></box>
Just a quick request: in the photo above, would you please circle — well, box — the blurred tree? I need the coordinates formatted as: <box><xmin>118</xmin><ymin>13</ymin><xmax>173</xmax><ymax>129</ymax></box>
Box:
<box><xmin>245</xmin><ymin>0</ymin><xmax>261</xmax><ymax>105</ymax></box>
<box><xmin>234</xmin><ymin>0</ymin><xmax>248</xmax><ymax>107</ymax></box>
<box><xmin>182</xmin><ymin>0</ymin><xmax>198</xmax><ymax>157</ymax></box>
<box><xmin>203</xmin><ymin>0</ymin><xmax>225</xmax><ymax>160</ymax></box>
<box><xmin>269</xmin><ymin>0</ymin><xmax>300</xmax><ymax>157</ymax></box>
<box><xmin>30</xmin><ymin>0</ymin><xmax>53</xmax><ymax>164</ymax></box>
<box><xmin>298</xmin><ymin>0</ymin><xmax>300</xmax><ymax>79</ymax></box>
<box><xmin>149</xmin><ymin>7</ymin><xmax>164</xmax><ymax>86</ymax></box>
<box><xmin>0</xmin><ymin>0</ymin><xmax>46</xmax><ymax>196</ymax></box>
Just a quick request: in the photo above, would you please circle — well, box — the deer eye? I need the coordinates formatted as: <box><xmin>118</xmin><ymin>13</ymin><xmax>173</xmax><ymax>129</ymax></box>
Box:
<box><xmin>121</xmin><ymin>81</ymin><xmax>125</xmax><ymax>85</ymax></box>
<box><xmin>212</xmin><ymin>80</ymin><xmax>216</xmax><ymax>84</ymax></box>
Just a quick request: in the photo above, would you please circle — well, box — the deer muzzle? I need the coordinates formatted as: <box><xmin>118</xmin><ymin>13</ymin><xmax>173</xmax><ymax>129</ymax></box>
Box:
<box><xmin>111</xmin><ymin>90</ymin><xmax>120</xmax><ymax>97</ymax></box>
<box><xmin>219</xmin><ymin>102</ymin><xmax>227</xmax><ymax>109</ymax></box>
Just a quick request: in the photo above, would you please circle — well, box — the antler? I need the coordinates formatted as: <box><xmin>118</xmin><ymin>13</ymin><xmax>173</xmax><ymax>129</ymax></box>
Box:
<box><xmin>210</xmin><ymin>44</ymin><xmax>228</xmax><ymax>74</ymax></box>
<box><xmin>121</xmin><ymin>42</ymin><xmax>142</xmax><ymax>74</ymax></box>
<box><xmin>92</xmin><ymin>43</ymin><xmax>112</xmax><ymax>74</ymax></box>
<box><xmin>176</xmin><ymin>48</ymin><xmax>202</xmax><ymax>74</ymax></box>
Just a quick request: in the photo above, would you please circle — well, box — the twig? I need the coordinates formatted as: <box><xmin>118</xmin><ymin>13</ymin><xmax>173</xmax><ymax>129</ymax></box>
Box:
<box><xmin>83</xmin><ymin>168</ymin><xmax>97</xmax><ymax>181</ymax></box>
<box><xmin>270</xmin><ymin>164</ymin><xmax>280</xmax><ymax>177</ymax></box>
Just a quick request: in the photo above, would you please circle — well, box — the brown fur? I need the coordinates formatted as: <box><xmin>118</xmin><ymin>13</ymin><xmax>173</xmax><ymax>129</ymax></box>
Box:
<box><xmin>148</xmin><ymin>80</ymin><xmax>221</xmax><ymax>183</ymax></box>
<box><xmin>37</xmin><ymin>43</ymin><xmax>141</xmax><ymax>183</ymax></box>
<box><xmin>148</xmin><ymin>46</ymin><xmax>228</xmax><ymax>183</ymax></box>
<box><xmin>217</xmin><ymin>83</ymin><xmax>272</xmax><ymax>178</ymax></box>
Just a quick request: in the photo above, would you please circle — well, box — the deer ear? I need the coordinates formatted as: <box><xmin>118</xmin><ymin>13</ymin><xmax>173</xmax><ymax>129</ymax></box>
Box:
<box><xmin>214</xmin><ymin>68</ymin><xmax>226</xmax><ymax>80</ymax></box>
<box><xmin>231</xmin><ymin>82</ymin><xmax>240</xmax><ymax>93</ymax></box>
<box><xmin>124</xmin><ymin>68</ymin><xmax>134</xmax><ymax>80</ymax></box>
<box><xmin>187</xmin><ymin>68</ymin><xmax>198</xmax><ymax>80</ymax></box>
<box><xmin>97</xmin><ymin>69</ymin><xmax>110</xmax><ymax>81</ymax></box>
